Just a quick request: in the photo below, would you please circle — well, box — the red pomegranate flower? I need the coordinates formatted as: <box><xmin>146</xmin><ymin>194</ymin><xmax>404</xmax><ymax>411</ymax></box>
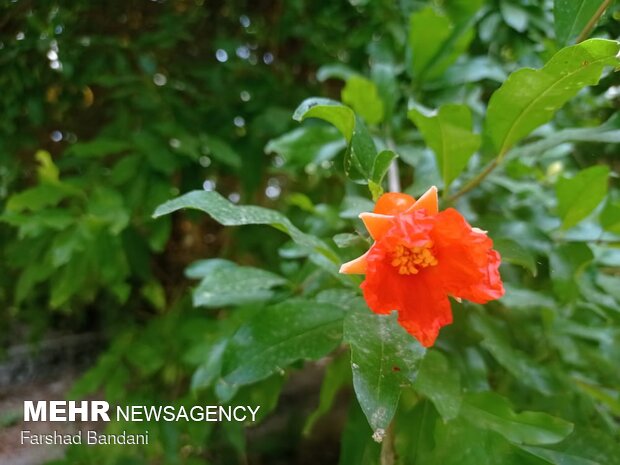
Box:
<box><xmin>340</xmin><ymin>186</ymin><xmax>504</xmax><ymax>347</ymax></box>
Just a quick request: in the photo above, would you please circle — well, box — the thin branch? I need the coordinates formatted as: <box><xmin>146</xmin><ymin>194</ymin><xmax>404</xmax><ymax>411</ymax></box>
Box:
<box><xmin>380</xmin><ymin>422</ymin><xmax>396</xmax><ymax>465</ymax></box>
<box><xmin>385</xmin><ymin>130</ymin><xmax>401</xmax><ymax>193</ymax></box>
<box><xmin>447</xmin><ymin>158</ymin><xmax>498</xmax><ymax>203</ymax></box>
<box><xmin>576</xmin><ymin>0</ymin><xmax>612</xmax><ymax>43</ymax></box>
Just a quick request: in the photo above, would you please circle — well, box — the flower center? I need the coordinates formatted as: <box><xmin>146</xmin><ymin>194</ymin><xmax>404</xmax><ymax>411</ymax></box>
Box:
<box><xmin>391</xmin><ymin>242</ymin><xmax>438</xmax><ymax>275</ymax></box>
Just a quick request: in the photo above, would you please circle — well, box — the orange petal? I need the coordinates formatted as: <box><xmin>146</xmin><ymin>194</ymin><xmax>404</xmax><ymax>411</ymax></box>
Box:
<box><xmin>408</xmin><ymin>186</ymin><xmax>438</xmax><ymax>215</ymax></box>
<box><xmin>360</xmin><ymin>212</ymin><xmax>394</xmax><ymax>240</ymax></box>
<box><xmin>374</xmin><ymin>192</ymin><xmax>416</xmax><ymax>215</ymax></box>
<box><xmin>339</xmin><ymin>251</ymin><xmax>369</xmax><ymax>274</ymax></box>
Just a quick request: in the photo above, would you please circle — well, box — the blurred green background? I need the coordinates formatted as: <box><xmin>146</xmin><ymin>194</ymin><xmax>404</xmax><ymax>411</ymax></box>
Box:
<box><xmin>1</xmin><ymin>0</ymin><xmax>620</xmax><ymax>464</ymax></box>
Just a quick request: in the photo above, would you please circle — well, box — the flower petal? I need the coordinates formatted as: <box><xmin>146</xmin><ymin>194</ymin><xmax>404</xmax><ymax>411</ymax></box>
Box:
<box><xmin>361</xmin><ymin>216</ymin><xmax>453</xmax><ymax>347</ymax></box>
<box><xmin>359</xmin><ymin>212</ymin><xmax>394</xmax><ymax>240</ymax></box>
<box><xmin>431</xmin><ymin>208</ymin><xmax>504</xmax><ymax>303</ymax></box>
<box><xmin>339</xmin><ymin>251</ymin><xmax>369</xmax><ymax>274</ymax></box>
<box><xmin>407</xmin><ymin>186</ymin><xmax>438</xmax><ymax>215</ymax></box>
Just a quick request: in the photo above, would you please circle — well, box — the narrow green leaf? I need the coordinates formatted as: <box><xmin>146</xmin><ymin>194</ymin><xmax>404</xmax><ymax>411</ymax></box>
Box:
<box><xmin>408</xmin><ymin>104</ymin><xmax>480</xmax><ymax>188</ymax></box>
<box><xmin>518</xmin><ymin>445</ymin><xmax>601</xmax><ymax>465</ymax></box>
<box><xmin>370</xmin><ymin>150</ymin><xmax>397</xmax><ymax>186</ymax></box>
<box><xmin>462</xmin><ymin>392</ymin><xmax>574</xmax><ymax>445</ymax></box>
<box><xmin>293</xmin><ymin>98</ymin><xmax>356</xmax><ymax>142</ymax></box>
<box><xmin>220</xmin><ymin>299</ymin><xmax>344</xmax><ymax>388</ymax></box>
<box><xmin>153</xmin><ymin>190</ymin><xmax>337</xmax><ymax>262</ymax></box>
<box><xmin>494</xmin><ymin>238</ymin><xmax>538</xmax><ymax>276</ymax></box>
<box><xmin>555</xmin><ymin>0</ymin><xmax>607</xmax><ymax>45</ymax></box>
<box><xmin>344</xmin><ymin>311</ymin><xmax>426</xmax><ymax>438</ymax></box>
<box><xmin>556</xmin><ymin>165</ymin><xmax>609</xmax><ymax>229</ymax></box>
<box><xmin>413</xmin><ymin>349</ymin><xmax>461</xmax><ymax>420</ymax></box>
<box><xmin>341</xmin><ymin>76</ymin><xmax>385</xmax><ymax>125</ymax></box>
<box><xmin>484</xmin><ymin>39</ymin><xmax>620</xmax><ymax>156</ymax></box>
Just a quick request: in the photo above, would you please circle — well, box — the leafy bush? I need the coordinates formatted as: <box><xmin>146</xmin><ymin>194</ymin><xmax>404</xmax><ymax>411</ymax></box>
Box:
<box><xmin>2</xmin><ymin>0</ymin><xmax>620</xmax><ymax>464</ymax></box>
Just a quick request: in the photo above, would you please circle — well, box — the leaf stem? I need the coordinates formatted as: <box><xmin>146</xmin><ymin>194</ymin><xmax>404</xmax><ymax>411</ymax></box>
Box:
<box><xmin>576</xmin><ymin>0</ymin><xmax>612</xmax><ymax>43</ymax></box>
<box><xmin>385</xmin><ymin>127</ymin><xmax>401</xmax><ymax>193</ymax></box>
<box><xmin>447</xmin><ymin>158</ymin><xmax>499</xmax><ymax>203</ymax></box>
<box><xmin>380</xmin><ymin>422</ymin><xmax>396</xmax><ymax>465</ymax></box>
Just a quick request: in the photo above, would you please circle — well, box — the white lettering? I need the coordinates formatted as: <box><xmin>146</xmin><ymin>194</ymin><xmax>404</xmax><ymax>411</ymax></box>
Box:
<box><xmin>24</xmin><ymin>401</ymin><xmax>45</xmax><ymax>422</ymax></box>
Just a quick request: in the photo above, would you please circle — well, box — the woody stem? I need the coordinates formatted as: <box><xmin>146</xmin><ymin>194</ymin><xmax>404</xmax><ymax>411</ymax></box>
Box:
<box><xmin>576</xmin><ymin>0</ymin><xmax>612</xmax><ymax>43</ymax></box>
<box><xmin>381</xmin><ymin>422</ymin><xmax>396</xmax><ymax>465</ymax></box>
<box><xmin>447</xmin><ymin>157</ymin><xmax>499</xmax><ymax>203</ymax></box>
<box><xmin>385</xmin><ymin>134</ymin><xmax>401</xmax><ymax>193</ymax></box>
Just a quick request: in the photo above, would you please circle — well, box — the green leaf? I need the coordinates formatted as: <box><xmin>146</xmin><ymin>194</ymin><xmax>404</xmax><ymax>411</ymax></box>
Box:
<box><xmin>469</xmin><ymin>313</ymin><xmax>555</xmax><ymax>394</ymax></box>
<box><xmin>35</xmin><ymin>150</ymin><xmax>59</xmax><ymax>183</ymax></box>
<box><xmin>413</xmin><ymin>349</ymin><xmax>461</xmax><ymax>420</ymax></box>
<box><xmin>5</xmin><ymin>184</ymin><xmax>76</xmax><ymax>212</ymax></box>
<box><xmin>484</xmin><ymin>39</ymin><xmax>620</xmax><ymax>156</ymax></box>
<box><xmin>500</xmin><ymin>1</ymin><xmax>529</xmax><ymax>32</ymax></box>
<box><xmin>550</xmin><ymin>243</ymin><xmax>594</xmax><ymax>301</ymax></box>
<box><xmin>202</xmin><ymin>134</ymin><xmax>242</xmax><ymax>168</ymax></box>
<box><xmin>345</xmin><ymin>116</ymin><xmax>378</xmax><ymax>182</ymax></box>
<box><xmin>344</xmin><ymin>311</ymin><xmax>426</xmax><ymax>438</ymax></box>
<box><xmin>599</xmin><ymin>198</ymin><xmax>620</xmax><ymax>233</ymax></box>
<box><xmin>303</xmin><ymin>351</ymin><xmax>351</xmax><ymax>435</ymax></box>
<box><xmin>511</xmin><ymin>114</ymin><xmax>620</xmax><ymax>158</ymax></box>
<box><xmin>186</xmin><ymin>259</ymin><xmax>288</xmax><ymax>308</ymax></box>
<box><xmin>494</xmin><ymin>238</ymin><xmax>538</xmax><ymax>276</ymax></box>
<box><xmin>153</xmin><ymin>190</ymin><xmax>337</xmax><ymax>263</ymax></box>
<box><xmin>66</xmin><ymin>137</ymin><xmax>132</xmax><ymax>158</ymax></box>
<box><xmin>462</xmin><ymin>392</ymin><xmax>574</xmax><ymax>445</ymax></box>
<box><xmin>409</xmin><ymin>7</ymin><xmax>475</xmax><ymax>82</ymax></box>
<box><xmin>316</xmin><ymin>63</ymin><xmax>358</xmax><ymax>82</ymax></box>
<box><xmin>341</xmin><ymin>76</ymin><xmax>385</xmax><ymax>125</ymax></box>
<box><xmin>371</xmin><ymin>63</ymin><xmax>399</xmax><ymax>119</ymax></box>
<box><xmin>408</xmin><ymin>104</ymin><xmax>480</xmax><ymax>188</ymax></box>
<box><xmin>293</xmin><ymin>98</ymin><xmax>355</xmax><ymax>142</ymax></box>
<box><xmin>220</xmin><ymin>299</ymin><xmax>344</xmax><ymax>388</ymax></box>
<box><xmin>555</xmin><ymin>0</ymin><xmax>607</xmax><ymax>45</ymax></box>
<box><xmin>556</xmin><ymin>165</ymin><xmax>609</xmax><ymax>229</ymax></box>
<box><xmin>191</xmin><ymin>339</ymin><xmax>228</xmax><ymax>390</ymax></box>
<box><xmin>424</xmin><ymin>416</ymin><xmax>542</xmax><ymax>465</ymax></box>
<box><xmin>518</xmin><ymin>445</ymin><xmax>601</xmax><ymax>465</ymax></box>
<box><xmin>265</xmin><ymin>125</ymin><xmax>346</xmax><ymax>168</ymax></box>
<box><xmin>370</xmin><ymin>150</ymin><xmax>397</xmax><ymax>187</ymax></box>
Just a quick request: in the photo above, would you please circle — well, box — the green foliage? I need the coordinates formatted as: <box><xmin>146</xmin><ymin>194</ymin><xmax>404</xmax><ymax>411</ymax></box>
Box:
<box><xmin>408</xmin><ymin>104</ymin><xmax>481</xmax><ymax>189</ymax></box>
<box><xmin>2</xmin><ymin>1</ymin><xmax>620</xmax><ymax>464</ymax></box>
<box><xmin>343</xmin><ymin>311</ymin><xmax>426</xmax><ymax>436</ymax></box>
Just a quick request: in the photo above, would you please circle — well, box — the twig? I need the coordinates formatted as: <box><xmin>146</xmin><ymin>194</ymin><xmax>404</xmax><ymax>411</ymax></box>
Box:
<box><xmin>576</xmin><ymin>0</ymin><xmax>612</xmax><ymax>43</ymax></box>
<box><xmin>380</xmin><ymin>422</ymin><xmax>396</xmax><ymax>465</ymax></box>
<box><xmin>447</xmin><ymin>158</ymin><xmax>498</xmax><ymax>203</ymax></box>
<box><xmin>385</xmin><ymin>134</ymin><xmax>401</xmax><ymax>193</ymax></box>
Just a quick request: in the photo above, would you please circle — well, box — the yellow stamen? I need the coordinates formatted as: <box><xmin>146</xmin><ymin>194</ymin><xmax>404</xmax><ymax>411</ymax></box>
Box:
<box><xmin>391</xmin><ymin>242</ymin><xmax>438</xmax><ymax>275</ymax></box>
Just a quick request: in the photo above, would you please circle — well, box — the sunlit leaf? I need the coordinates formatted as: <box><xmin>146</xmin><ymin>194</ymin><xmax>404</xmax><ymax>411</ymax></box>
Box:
<box><xmin>220</xmin><ymin>299</ymin><xmax>344</xmax><ymax>388</ymax></box>
<box><xmin>556</xmin><ymin>165</ymin><xmax>609</xmax><ymax>229</ymax></box>
<box><xmin>484</xmin><ymin>39</ymin><xmax>620</xmax><ymax>156</ymax></box>
<box><xmin>341</xmin><ymin>76</ymin><xmax>385</xmax><ymax>125</ymax></box>
<box><xmin>344</xmin><ymin>311</ymin><xmax>426</xmax><ymax>438</ymax></box>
